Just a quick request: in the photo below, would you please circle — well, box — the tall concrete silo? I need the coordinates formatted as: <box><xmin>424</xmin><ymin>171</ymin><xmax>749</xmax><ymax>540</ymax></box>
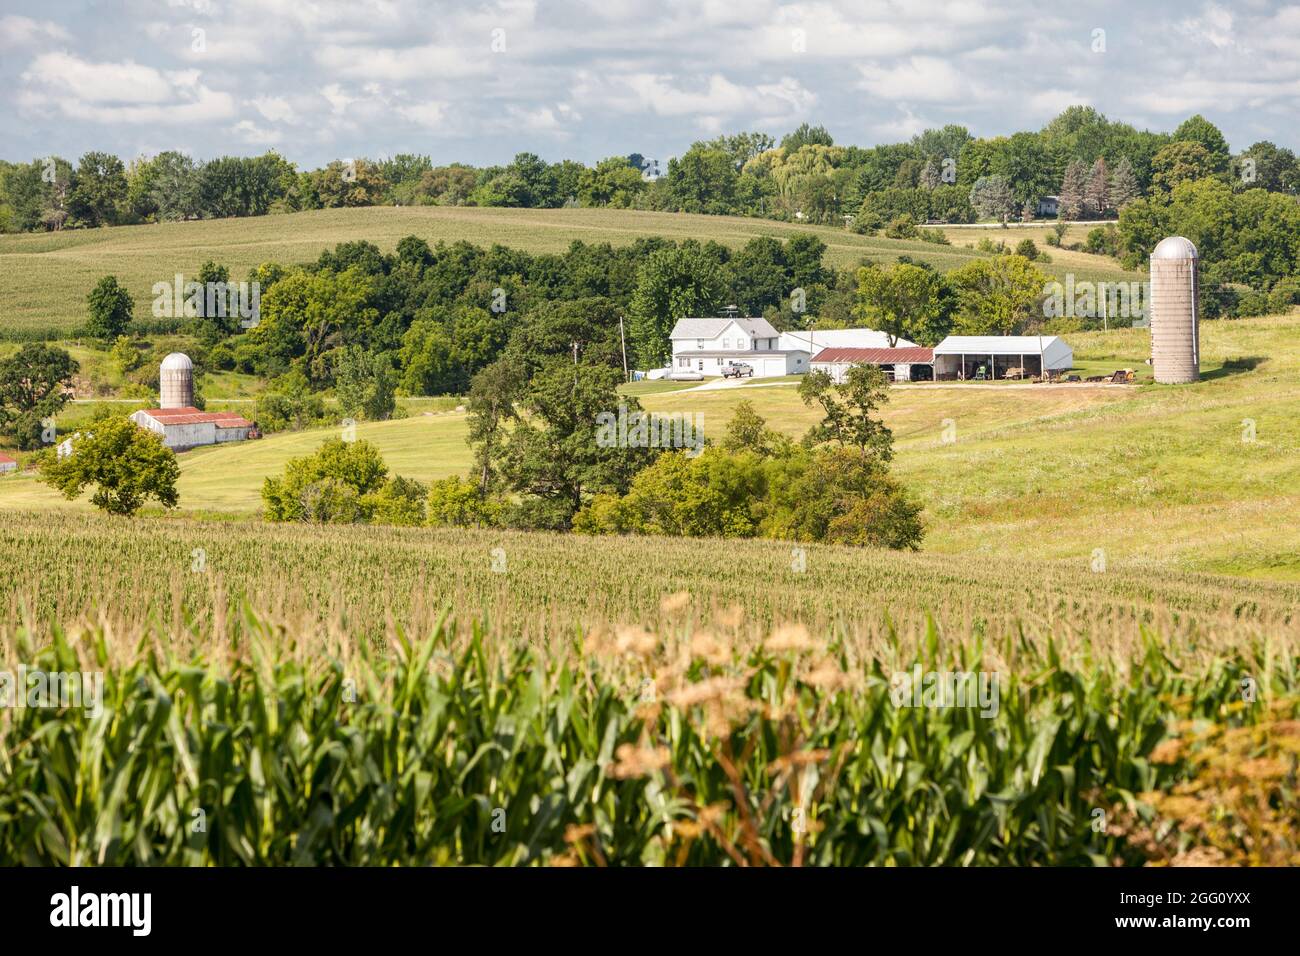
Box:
<box><xmin>160</xmin><ymin>352</ymin><xmax>194</xmax><ymax>408</ymax></box>
<box><xmin>1149</xmin><ymin>236</ymin><xmax>1200</xmax><ymax>384</ymax></box>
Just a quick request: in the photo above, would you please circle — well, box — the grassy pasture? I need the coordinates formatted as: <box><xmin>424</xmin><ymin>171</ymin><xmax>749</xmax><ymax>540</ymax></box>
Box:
<box><xmin>1</xmin><ymin>313</ymin><xmax>1296</xmax><ymax>578</ymax></box>
<box><xmin>0</xmin><ymin>205</ymin><xmax>1141</xmax><ymax>337</ymax></box>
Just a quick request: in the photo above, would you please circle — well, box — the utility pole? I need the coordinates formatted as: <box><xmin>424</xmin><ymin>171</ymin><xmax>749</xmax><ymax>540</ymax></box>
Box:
<box><xmin>571</xmin><ymin>340</ymin><xmax>579</xmax><ymax>391</ymax></box>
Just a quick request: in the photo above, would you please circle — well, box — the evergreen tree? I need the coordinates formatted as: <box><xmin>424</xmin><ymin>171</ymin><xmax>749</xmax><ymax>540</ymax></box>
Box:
<box><xmin>1058</xmin><ymin>159</ymin><xmax>1088</xmax><ymax>220</ymax></box>
<box><xmin>1109</xmin><ymin>156</ymin><xmax>1140</xmax><ymax>210</ymax></box>
<box><xmin>1084</xmin><ymin>157</ymin><xmax>1110</xmax><ymax>217</ymax></box>
<box><xmin>919</xmin><ymin>160</ymin><xmax>941</xmax><ymax>190</ymax></box>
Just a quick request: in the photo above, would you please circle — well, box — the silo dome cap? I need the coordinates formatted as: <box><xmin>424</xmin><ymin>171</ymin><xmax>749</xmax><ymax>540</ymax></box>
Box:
<box><xmin>1152</xmin><ymin>236</ymin><xmax>1198</xmax><ymax>260</ymax></box>
<box><xmin>160</xmin><ymin>352</ymin><xmax>193</xmax><ymax>371</ymax></box>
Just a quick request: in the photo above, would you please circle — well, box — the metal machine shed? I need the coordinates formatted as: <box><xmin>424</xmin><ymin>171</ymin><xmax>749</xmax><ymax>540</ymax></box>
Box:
<box><xmin>932</xmin><ymin>336</ymin><xmax>1073</xmax><ymax>381</ymax></box>
<box><xmin>810</xmin><ymin>347</ymin><xmax>934</xmax><ymax>383</ymax></box>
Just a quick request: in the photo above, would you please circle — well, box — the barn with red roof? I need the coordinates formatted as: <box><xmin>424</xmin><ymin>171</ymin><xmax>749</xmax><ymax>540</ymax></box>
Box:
<box><xmin>810</xmin><ymin>346</ymin><xmax>935</xmax><ymax>383</ymax></box>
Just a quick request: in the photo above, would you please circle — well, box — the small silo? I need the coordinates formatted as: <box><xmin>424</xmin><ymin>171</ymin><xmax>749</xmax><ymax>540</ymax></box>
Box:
<box><xmin>1149</xmin><ymin>236</ymin><xmax>1200</xmax><ymax>384</ymax></box>
<box><xmin>160</xmin><ymin>352</ymin><xmax>194</xmax><ymax>408</ymax></box>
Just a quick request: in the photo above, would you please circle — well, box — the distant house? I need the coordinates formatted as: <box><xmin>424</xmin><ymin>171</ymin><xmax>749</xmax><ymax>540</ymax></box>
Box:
<box><xmin>933</xmin><ymin>335</ymin><xmax>1073</xmax><ymax>381</ymax></box>
<box><xmin>0</xmin><ymin>453</ymin><xmax>17</xmax><ymax>475</ymax></box>
<box><xmin>669</xmin><ymin>315</ymin><xmax>809</xmax><ymax>378</ymax></box>
<box><xmin>1037</xmin><ymin>195</ymin><xmax>1060</xmax><ymax>218</ymax></box>
<box><xmin>129</xmin><ymin>407</ymin><xmax>257</xmax><ymax>451</ymax></box>
<box><xmin>811</xmin><ymin>347</ymin><xmax>935</xmax><ymax>383</ymax></box>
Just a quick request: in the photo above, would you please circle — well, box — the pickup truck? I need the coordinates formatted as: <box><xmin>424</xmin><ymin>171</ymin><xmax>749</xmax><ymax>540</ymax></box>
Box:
<box><xmin>722</xmin><ymin>362</ymin><xmax>754</xmax><ymax>379</ymax></box>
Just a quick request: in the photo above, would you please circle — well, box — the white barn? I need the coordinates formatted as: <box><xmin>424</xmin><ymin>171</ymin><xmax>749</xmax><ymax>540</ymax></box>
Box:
<box><xmin>669</xmin><ymin>316</ymin><xmax>809</xmax><ymax>378</ymax></box>
<box><xmin>933</xmin><ymin>335</ymin><xmax>1073</xmax><ymax>381</ymax></box>
<box><xmin>129</xmin><ymin>407</ymin><xmax>256</xmax><ymax>451</ymax></box>
<box><xmin>779</xmin><ymin>328</ymin><xmax>918</xmax><ymax>353</ymax></box>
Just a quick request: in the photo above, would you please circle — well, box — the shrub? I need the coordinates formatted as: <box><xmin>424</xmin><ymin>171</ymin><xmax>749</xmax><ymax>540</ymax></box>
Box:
<box><xmin>426</xmin><ymin>475</ymin><xmax>502</xmax><ymax>528</ymax></box>
<box><xmin>1084</xmin><ymin>225</ymin><xmax>1121</xmax><ymax>257</ymax></box>
<box><xmin>262</xmin><ymin>438</ymin><xmax>388</xmax><ymax>522</ymax></box>
<box><xmin>1014</xmin><ymin>238</ymin><xmax>1040</xmax><ymax>261</ymax></box>
<box><xmin>883</xmin><ymin>215</ymin><xmax>920</xmax><ymax>239</ymax></box>
<box><xmin>254</xmin><ymin>392</ymin><xmax>325</xmax><ymax>432</ymax></box>
<box><xmin>364</xmin><ymin>474</ymin><xmax>428</xmax><ymax>526</ymax></box>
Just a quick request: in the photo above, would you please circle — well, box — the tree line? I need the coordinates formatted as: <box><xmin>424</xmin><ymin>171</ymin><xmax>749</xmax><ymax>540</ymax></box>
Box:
<box><xmin>4</xmin><ymin>109</ymin><xmax>1295</xmax><ymax>234</ymax></box>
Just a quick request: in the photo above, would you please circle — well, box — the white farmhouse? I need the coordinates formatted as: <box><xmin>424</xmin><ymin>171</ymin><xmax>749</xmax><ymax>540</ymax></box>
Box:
<box><xmin>669</xmin><ymin>315</ymin><xmax>809</xmax><ymax>378</ymax></box>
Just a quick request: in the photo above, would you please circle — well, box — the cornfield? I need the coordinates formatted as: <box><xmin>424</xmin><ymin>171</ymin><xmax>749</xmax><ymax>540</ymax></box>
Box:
<box><xmin>2</xmin><ymin>513</ymin><xmax>1297</xmax><ymax>648</ymax></box>
<box><xmin>0</xmin><ymin>512</ymin><xmax>1297</xmax><ymax>866</ymax></box>
<box><xmin>0</xmin><ymin>608</ymin><xmax>1295</xmax><ymax>866</ymax></box>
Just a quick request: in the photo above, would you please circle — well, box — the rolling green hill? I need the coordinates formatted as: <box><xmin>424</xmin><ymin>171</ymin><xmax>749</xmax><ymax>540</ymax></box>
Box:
<box><xmin>0</xmin><ymin>205</ymin><xmax>1140</xmax><ymax>337</ymax></box>
<box><xmin>3</xmin><ymin>313</ymin><xmax>1295</xmax><ymax>580</ymax></box>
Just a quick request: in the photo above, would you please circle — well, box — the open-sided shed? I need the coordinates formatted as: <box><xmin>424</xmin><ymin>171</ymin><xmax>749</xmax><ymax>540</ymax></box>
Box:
<box><xmin>933</xmin><ymin>335</ymin><xmax>1073</xmax><ymax>381</ymax></box>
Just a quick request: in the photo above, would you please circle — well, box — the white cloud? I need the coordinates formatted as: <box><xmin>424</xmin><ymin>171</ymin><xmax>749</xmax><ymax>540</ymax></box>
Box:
<box><xmin>857</xmin><ymin>57</ymin><xmax>979</xmax><ymax>103</ymax></box>
<box><xmin>610</xmin><ymin>73</ymin><xmax>815</xmax><ymax>124</ymax></box>
<box><xmin>18</xmin><ymin>53</ymin><xmax>236</xmax><ymax>124</ymax></box>
<box><xmin>249</xmin><ymin>95</ymin><xmax>298</xmax><ymax>124</ymax></box>
<box><xmin>314</xmin><ymin>43</ymin><xmax>492</xmax><ymax>81</ymax></box>
<box><xmin>230</xmin><ymin>119</ymin><xmax>282</xmax><ymax>144</ymax></box>
<box><xmin>395</xmin><ymin>99</ymin><xmax>449</xmax><ymax>128</ymax></box>
<box><xmin>0</xmin><ymin>15</ymin><xmax>70</xmax><ymax>49</ymax></box>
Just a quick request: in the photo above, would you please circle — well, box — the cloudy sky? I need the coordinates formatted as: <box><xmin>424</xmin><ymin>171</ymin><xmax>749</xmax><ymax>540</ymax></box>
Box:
<box><xmin>2</xmin><ymin>0</ymin><xmax>1298</xmax><ymax>169</ymax></box>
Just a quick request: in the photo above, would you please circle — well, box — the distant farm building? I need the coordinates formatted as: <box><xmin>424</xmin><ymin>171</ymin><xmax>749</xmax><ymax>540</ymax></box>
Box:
<box><xmin>669</xmin><ymin>315</ymin><xmax>809</xmax><ymax>378</ymax></box>
<box><xmin>933</xmin><ymin>335</ymin><xmax>1073</xmax><ymax>381</ymax></box>
<box><xmin>1037</xmin><ymin>195</ymin><xmax>1060</xmax><ymax>217</ymax></box>
<box><xmin>129</xmin><ymin>407</ymin><xmax>256</xmax><ymax>452</ymax></box>
<box><xmin>0</xmin><ymin>453</ymin><xmax>17</xmax><ymax>475</ymax></box>
<box><xmin>779</xmin><ymin>328</ymin><xmax>919</xmax><ymax>353</ymax></box>
<box><xmin>126</xmin><ymin>352</ymin><xmax>257</xmax><ymax>451</ymax></box>
<box><xmin>811</xmin><ymin>347</ymin><xmax>935</xmax><ymax>383</ymax></box>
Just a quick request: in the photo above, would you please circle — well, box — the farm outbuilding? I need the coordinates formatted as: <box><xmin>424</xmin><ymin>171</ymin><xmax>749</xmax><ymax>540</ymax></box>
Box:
<box><xmin>779</xmin><ymin>328</ymin><xmax>918</xmax><ymax>353</ymax></box>
<box><xmin>933</xmin><ymin>335</ymin><xmax>1073</xmax><ymax>381</ymax></box>
<box><xmin>811</xmin><ymin>347</ymin><xmax>934</xmax><ymax>383</ymax></box>
<box><xmin>117</xmin><ymin>353</ymin><xmax>259</xmax><ymax>452</ymax></box>
<box><xmin>129</xmin><ymin>407</ymin><xmax>257</xmax><ymax>452</ymax></box>
<box><xmin>0</xmin><ymin>453</ymin><xmax>17</xmax><ymax>475</ymax></box>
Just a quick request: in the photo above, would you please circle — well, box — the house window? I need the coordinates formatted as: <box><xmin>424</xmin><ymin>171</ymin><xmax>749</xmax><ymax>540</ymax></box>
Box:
<box><xmin>696</xmin><ymin>339</ymin><xmax>704</xmax><ymax>349</ymax></box>
<box><xmin>738</xmin><ymin>339</ymin><xmax>748</xmax><ymax>350</ymax></box>
<box><xmin>723</xmin><ymin>338</ymin><xmax>730</xmax><ymax>349</ymax></box>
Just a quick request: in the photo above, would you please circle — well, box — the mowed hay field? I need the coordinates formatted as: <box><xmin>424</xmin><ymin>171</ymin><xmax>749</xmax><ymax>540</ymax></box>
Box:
<box><xmin>0</xmin><ymin>205</ymin><xmax>1142</xmax><ymax>336</ymax></box>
